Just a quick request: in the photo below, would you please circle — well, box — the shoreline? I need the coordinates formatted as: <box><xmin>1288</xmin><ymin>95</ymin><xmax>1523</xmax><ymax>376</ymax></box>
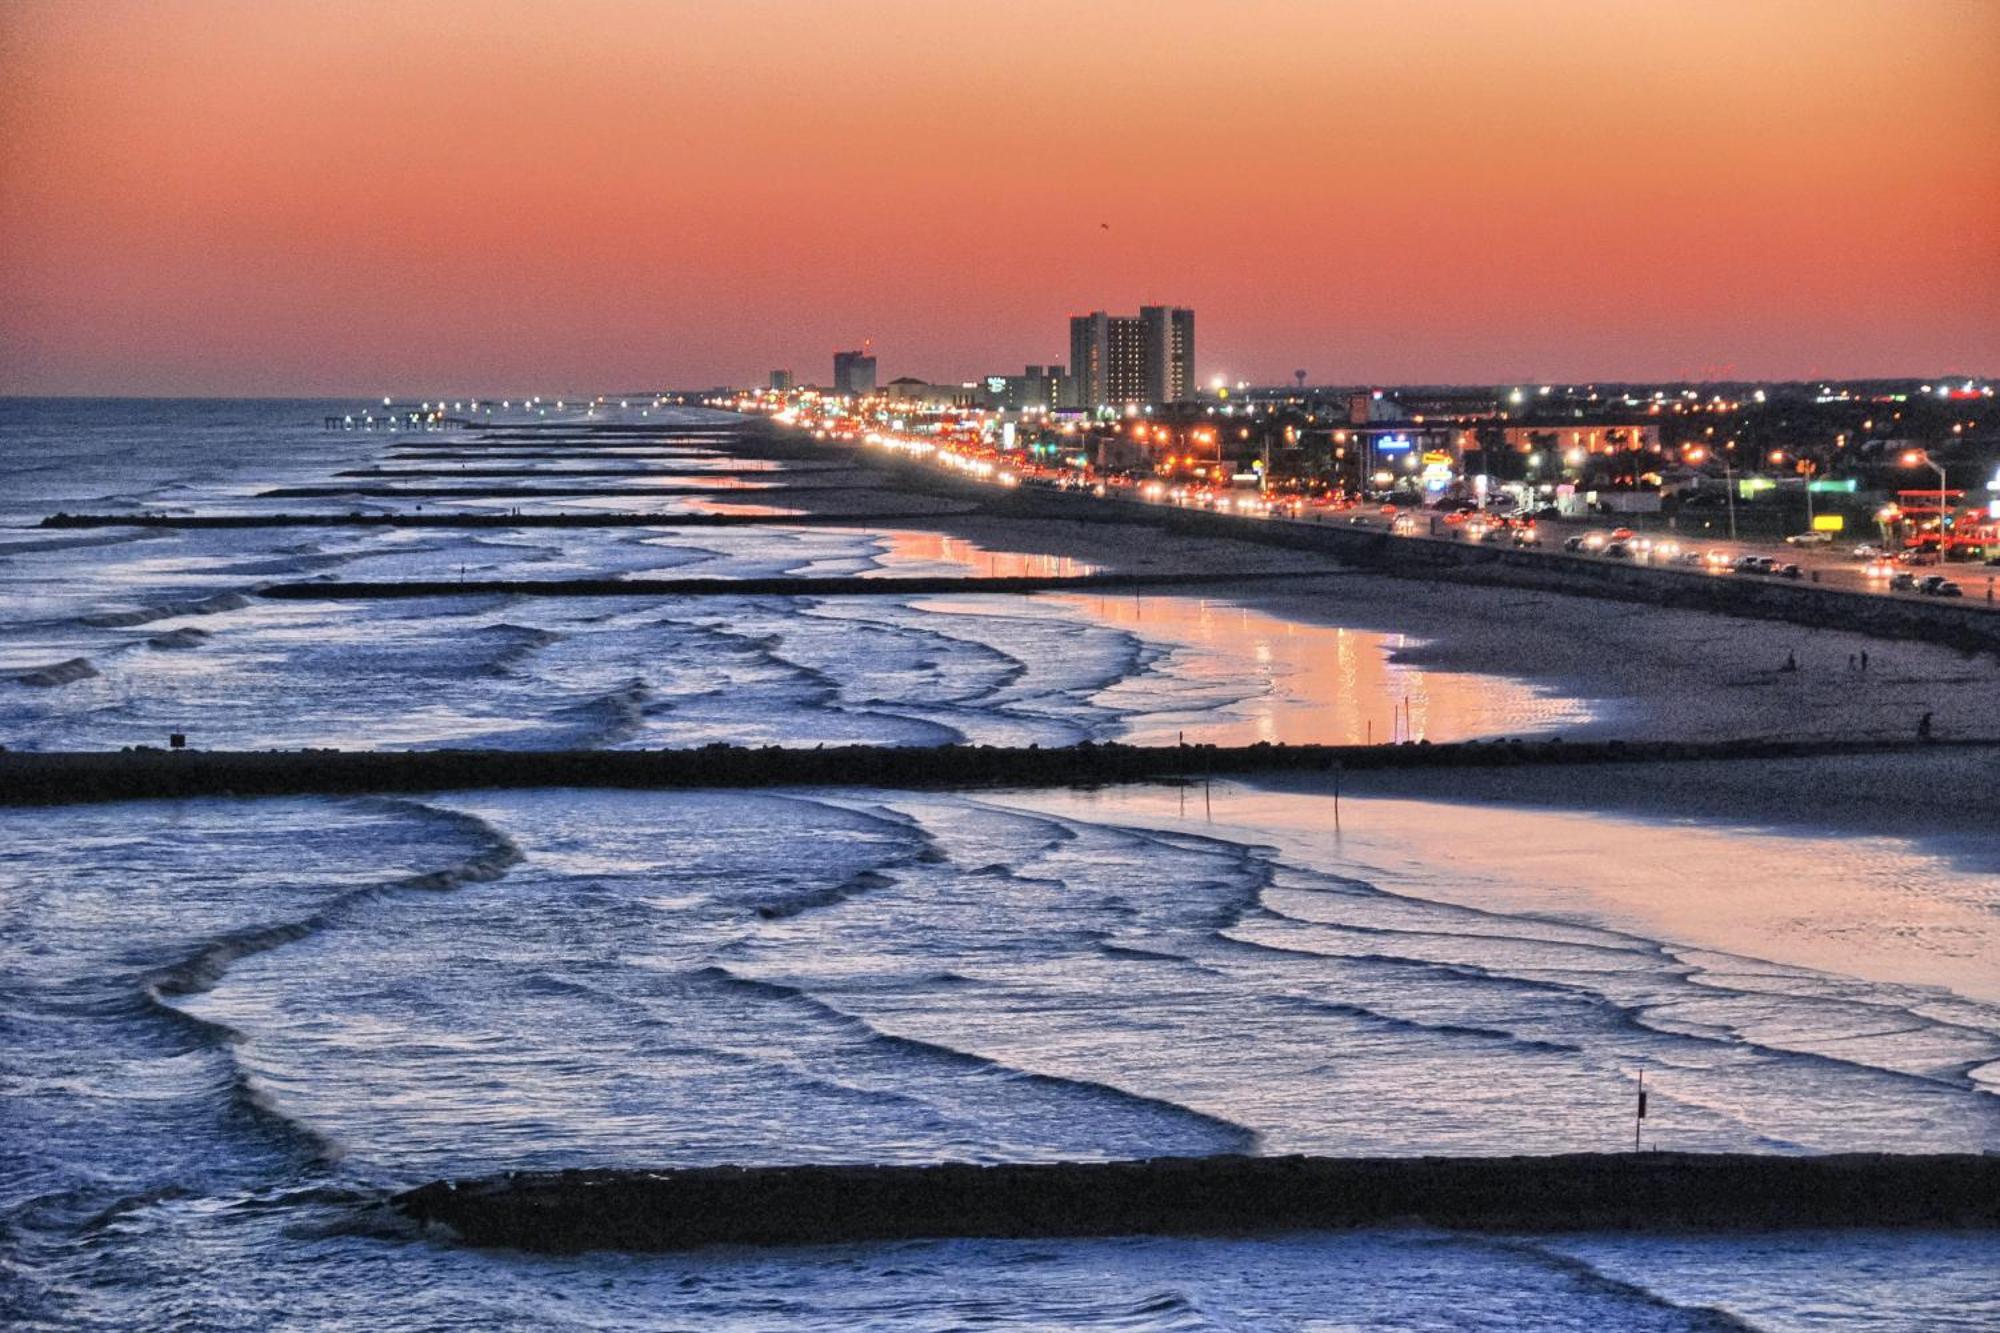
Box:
<box><xmin>884</xmin><ymin>509</ymin><xmax>2000</xmax><ymax>745</ymax></box>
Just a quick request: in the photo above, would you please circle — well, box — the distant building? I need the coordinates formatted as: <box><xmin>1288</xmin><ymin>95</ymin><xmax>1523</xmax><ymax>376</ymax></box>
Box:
<box><xmin>769</xmin><ymin>369</ymin><xmax>793</xmax><ymax>392</ymax></box>
<box><xmin>832</xmin><ymin>349</ymin><xmax>877</xmax><ymax>396</ymax></box>
<box><xmin>1348</xmin><ymin>391</ymin><xmax>1403</xmax><ymax>425</ymax></box>
<box><xmin>1140</xmin><ymin>306</ymin><xmax>1195</xmax><ymax>405</ymax></box>
<box><xmin>1069</xmin><ymin>308</ymin><xmax>1193</xmax><ymax>408</ymax></box>
<box><xmin>1493</xmin><ymin>421</ymin><xmax>1661</xmax><ymax>455</ymax></box>
<box><xmin>881</xmin><ymin>376</ymin><xmax>980</xmax><ymax>409</ymax></box>
<box><xmin>986</xmin><ymin>363</ymin><xmax>1072</xmax><ymax>412</ymax></box>
<box><xmin>1069</xmin><ymin>312</ymin><xmax>1144</xmax><ymax>408</ymax></box>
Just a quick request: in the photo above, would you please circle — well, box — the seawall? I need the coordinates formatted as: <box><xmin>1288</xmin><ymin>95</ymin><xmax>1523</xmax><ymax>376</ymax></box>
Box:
<box><xmin>394</xmin><ymin>1151</ymin><xmax>2000</xmax><ymax>1252</ymax></box>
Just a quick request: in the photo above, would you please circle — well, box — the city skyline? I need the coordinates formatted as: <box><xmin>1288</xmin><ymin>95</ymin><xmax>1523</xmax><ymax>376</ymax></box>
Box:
<box><xmin>5</xmin><ymin>7</ymin><xmax>1999</xmax><ymax>1321</ymax></box>
<box><xmin>4</xmin><ymin>0</ymin><xmax>1997</xmax><ymax>397</ymax></box>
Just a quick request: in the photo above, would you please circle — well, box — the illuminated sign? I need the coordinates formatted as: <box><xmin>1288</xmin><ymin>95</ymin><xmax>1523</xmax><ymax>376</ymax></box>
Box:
<box><xmin>1375</xmin><ymin>434</ymin><xmax>1414</xmax><ymax>453</ymax></box>
<box><xmin>1807</xmin><ymin>478</ymin><xmax>1857</xmax><ymax>493</ymax></box>
<box><xmin>1811</xmin><ymin>514</ymin><xmax>1845</xmax><ymax>532</ymax></box>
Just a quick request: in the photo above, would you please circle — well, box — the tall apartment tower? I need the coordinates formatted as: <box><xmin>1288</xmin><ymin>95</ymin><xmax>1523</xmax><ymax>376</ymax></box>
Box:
<box><xmin>1069</xmin><ymin>307</ymin><xmax>1193</xmax><ymax>407</ymax></box>
<box><xmin>769</xmin><ymin>369</ymin><xmax>794</xmax><ymax>392</ymax></box>
<box><xmin>832</xmin><ymin>349</ymin><xmax>877</xmax><ymax>396</ymax></box>
<box><xmin>1140</xmin><ymin>306</ymin><xmax>1195</xmax><ymax>405</ymax></box>
<box><xmin>1068</xmin><ymin>312</ymin><xmax>1146</xmax><ymax>408</ymax></box>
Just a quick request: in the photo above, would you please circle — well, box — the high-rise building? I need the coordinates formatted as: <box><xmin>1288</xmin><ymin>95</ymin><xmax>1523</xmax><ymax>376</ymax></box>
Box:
<box><xmin>1069</xmin><ymin>312</ymin><xmax>1145</xmax><ymax>407</ymax></box>
<box><xmin>1068</xmin><ymin>307</ymin><xmax>1192</xmax><ymax>407</ymax></box>
<box><xmin>1140</xmin><ymin>306</ymin><xmax>1195</xmax><ymax>405</ymax></box>
<box><xmin>832</xmin><ymin>349</ymin><xmax>877</xmax><ymax>396</ymax></box>
<box><xmin>769</xmin><ymin>369</ymin><xmax>793</xmax><ymax>392</ymax></box>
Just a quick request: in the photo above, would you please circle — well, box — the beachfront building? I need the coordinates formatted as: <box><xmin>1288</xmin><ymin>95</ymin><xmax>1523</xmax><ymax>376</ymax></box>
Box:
<box><xmin>1069</xmin><ymin>312</ymin><xmax>1142</xmax><ymax>409</ymax></box>
<box><xmin>1140</xmin><ymin>305</ymin><xmax>1195</xmax><ymax>405</ymax></box>
<box><xmin>881</xmin><ymin>377</ymin><xmax>982</xmax><ymax>409</ymax></box>
<box><xmin>833</xmin><ymin>349</ymin><xmax>877</xmax><ymax>396</ymax></box>
<box><xmin>769</xmin><ymin>369</ymin><xmax>794</xmax><ymax>392</ymax></box>
<box><xmin>1067</xmin><ymin>307</ymin><xmax>1195</xmax><ymax>409</ymax></box>
<box><xmin>985</xmin><ymin>364</ymin><xmax>1073</xmax><ymax>412</ymax></box>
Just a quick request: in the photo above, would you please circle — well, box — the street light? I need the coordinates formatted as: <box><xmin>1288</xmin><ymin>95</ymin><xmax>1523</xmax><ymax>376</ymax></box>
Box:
<box><xmin>1901</xmin><ymin>449</ymin><xmax>1947</xmax><ymax>499</ymax></box>
<box><xmin>1725</xmin><ymin>454</ymin><xmax>1737</xmax><ymax>540</ymax></box>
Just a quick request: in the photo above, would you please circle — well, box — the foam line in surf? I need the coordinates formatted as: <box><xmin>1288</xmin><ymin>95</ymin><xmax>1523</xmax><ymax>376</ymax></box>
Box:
<box><xmin>692</xmin><ymin>964</ymin><xmax>1260</xmax><ymax>1153</ymax></box>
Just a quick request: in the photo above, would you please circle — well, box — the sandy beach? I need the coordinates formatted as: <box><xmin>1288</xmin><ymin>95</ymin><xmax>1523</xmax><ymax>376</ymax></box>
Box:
<box><xmin>853</xmin><ymin>505</ymin><xmax>2000</xmax><ymax>747</ymax></box>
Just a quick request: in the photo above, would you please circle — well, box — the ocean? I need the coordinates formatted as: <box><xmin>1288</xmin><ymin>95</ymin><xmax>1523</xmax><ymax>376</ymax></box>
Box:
<box><xmin>1</xmin><ymin>398</ymin><xmax>1994</xmax><ymax>1331</ymax></box>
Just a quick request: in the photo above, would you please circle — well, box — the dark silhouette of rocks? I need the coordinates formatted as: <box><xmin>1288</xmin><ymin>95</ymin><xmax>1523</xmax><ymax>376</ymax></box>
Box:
<box><xmin>4</xmin><ymin>736</ymin><xmax>1991</xmax><ymax>807</ymax></box>
<box><xmin>394</xmin><ymin>1151</ymin><xmax>2000</xmax><ymax>1252</ymax></box>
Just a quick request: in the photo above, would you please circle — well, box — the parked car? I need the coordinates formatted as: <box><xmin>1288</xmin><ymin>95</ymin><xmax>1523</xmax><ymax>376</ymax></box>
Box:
<box><xmin>1918</xmin><ymin>575</ymin><xmax>1964</xmax><ymax>598</ymax></box>
<box><xmin>1851</xmin><ymin>544</ymin><xmax>1884</xmax><ymax>560</ymax></box>
<box><xmin>1562</xmin><ymin>535</ymin><xmax>1588</xmax><ymax>553</ymax></box>
<box><xmin>1776</xmin><ymin>563</ymin><xmax>1803</xmax><ymax>579</ymax></box>
<box><xmin>1889</xmin><ymin>573</ymin><xmax>1919</xmax><ymax>591</ymax></box>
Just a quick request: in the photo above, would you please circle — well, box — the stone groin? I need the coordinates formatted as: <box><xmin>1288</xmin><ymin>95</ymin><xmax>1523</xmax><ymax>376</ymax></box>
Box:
<box><xmin>38</xmin><ymin>509</ymin><xmax>973</xmax><ymax>530</ymax></box>
<box><xmin>2</xmin><ymin>736</ymin><xmax>1985</xmax><ymax>807</ymax></box>
<box><xmin>253</xmin><ymin>570</ymin><xmax>1327</xmax><ymax>600</ymax></box>
<box><xmin>250</xmin><ymin>483</ymin><xmax>807</xmax><ymax>500</ymax></box>
<box><xmin>393</xmin><ymin>1151</ymin><xmax>2000</xmax><ymax>1253</ymax></box>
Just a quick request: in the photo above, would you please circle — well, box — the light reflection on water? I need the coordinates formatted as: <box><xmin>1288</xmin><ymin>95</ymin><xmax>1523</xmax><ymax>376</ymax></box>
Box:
<box><xmin>994</xmin><ymin>781</ymin><xmax>2000</xmax><ymax>1008</ymax></box>
<box><xmin>871</xmin><ymin>528</ymin><xmax>1097</xmax><ymax>579</ymax></box>
<box><xmin>1061</xmin><ymin>593</ymin><xmax>1592</xmax><ymax>746</ymax></box>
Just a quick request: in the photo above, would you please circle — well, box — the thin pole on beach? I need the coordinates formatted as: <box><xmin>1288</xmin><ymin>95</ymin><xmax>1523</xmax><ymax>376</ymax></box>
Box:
<box><xmin>1178</xmin><ymin>730</ymin><xmax>1186</xmax><ymax>818</ymax></box>
<box><xmin>1634</xmin><ymin>1069</ymin><xmax>1648</xmax><ymax>1152</ymax></box>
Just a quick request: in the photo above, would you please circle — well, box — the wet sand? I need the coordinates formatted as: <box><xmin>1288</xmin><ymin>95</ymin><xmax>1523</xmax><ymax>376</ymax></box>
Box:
<box><xmin>1003</xmin><ymin>762</ymin><xmax>2000</xmax><ymax>1006</ymax></box>
<box><xmin>887</xmin><ymin>512</ymin><xmax>2000</xmax><ymax>746</ymax></box>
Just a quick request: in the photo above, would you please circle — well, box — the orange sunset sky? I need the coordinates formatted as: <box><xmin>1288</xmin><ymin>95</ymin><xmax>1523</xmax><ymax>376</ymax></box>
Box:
<box><xmin>2</xmin><ymin>0</ymin><xmax>1996</xmax><ymax>396</ymax></box>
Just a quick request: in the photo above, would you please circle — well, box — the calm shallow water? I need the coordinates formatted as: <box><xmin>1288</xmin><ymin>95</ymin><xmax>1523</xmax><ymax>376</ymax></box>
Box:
<box><xmin>2</xmin><ymin>400</ymin><xmax>1993</xmax><ymax>1330</ymax></box>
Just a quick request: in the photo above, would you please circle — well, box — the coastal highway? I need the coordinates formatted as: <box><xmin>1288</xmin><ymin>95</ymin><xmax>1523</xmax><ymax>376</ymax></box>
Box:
<box><xmin>1314</xmin><ymin>506</ymin><xmax>1999</xmax><ymax>602</ymax></box>
<box><xmin>993</xmin><ymin>471</ymin><xmax>2000</xmax><ymax>608</ymax></box>
<box><xmin>786</xmin><ymin>417</ymin><xmax>1998</xmax><ymax>610</ymax></box>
